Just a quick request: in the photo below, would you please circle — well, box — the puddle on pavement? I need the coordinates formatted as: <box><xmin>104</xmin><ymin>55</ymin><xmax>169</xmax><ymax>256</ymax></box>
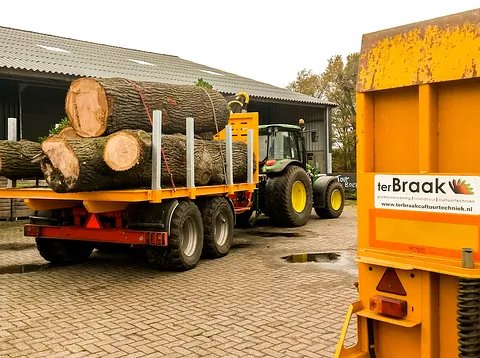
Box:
<box><xmin>0</xmin><ymin>263</ymin><xmax>50</xmax><ymax>275</ymax></box>
<box><xmin>253</xmin><ymin>231</ymin><xmax>302</xmax><ymax>238</ymax></box>
<box><xmin>281</xmin><ymin>250</ymin><xmax>358</xmax><ymax>276</ymax></box>
<box><xmin>282</xmin><ymin>252</ymin><xmax>340</xmax><ymax>263</ymax></box>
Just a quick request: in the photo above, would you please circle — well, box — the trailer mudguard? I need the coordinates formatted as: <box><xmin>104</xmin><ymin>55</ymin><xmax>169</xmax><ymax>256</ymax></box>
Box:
<box><xmin>127</xmin><ymin>199</ymin><xmax>179</xmax><ymax>234</ymax></box>
<box><xmin>313</xmin><ymin>175</ymin><xmax>340</xmax><ymax>208</ymax></box>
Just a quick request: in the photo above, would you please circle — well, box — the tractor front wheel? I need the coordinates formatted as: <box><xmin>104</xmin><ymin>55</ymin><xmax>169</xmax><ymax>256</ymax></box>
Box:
<box><xmin>315</xmin><ymin>181</ymin><xmax>345</xmax><ymax>219</ymax></box>
<box><xmin>265</xmin><ymin>166</ymin><xmax>313</xmax><ymax>227</ymax></box>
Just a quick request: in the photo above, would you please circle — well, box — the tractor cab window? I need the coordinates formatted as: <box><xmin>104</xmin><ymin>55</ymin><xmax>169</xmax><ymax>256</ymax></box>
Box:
<box><xmin>259</xmin><ymin>135</ymin><xmax>269</xmax><ymax>162</ymax></box>
<box><xmin>268</xmin><ymin>131</ymin><xmax>300</xmax><ymax>161</ymax></box>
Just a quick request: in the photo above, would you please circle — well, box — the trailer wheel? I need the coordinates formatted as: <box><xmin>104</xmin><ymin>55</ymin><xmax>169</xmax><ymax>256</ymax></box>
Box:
<box><xmin>31</xmin><ymin>210</ymin><xmax>94</xmax><ymax>265</ymax></box>
<box><xmin>235</xmin><ymin>208</ymin><xmax>253</xmax><ymax>228</ymax></box>
<box><xmin>95</xmin><ymin>243</ymin><xmax>132</xmax><ymax>254</ymax></box>
<box><xmin>265</xmin><ymin>165</ymin><xmax>313</xmax><ymax>227</ymax></box>
<box><xmin>36</xmin><ymin>238</ymin><xmax>95</xmax><ymax>265</ymax></box>
<box><xmin>199</xmin><ymin>197</ymin><xmax>233</xmax><ymax>258</ymax></box>
<box><xmin>315</xmin><ymin>181</ymin><xmax>345</xmax><ymax>219</ymax></box>
<box><xmin>146</xmin><ymin>200</ymin><xmax>203</xmax><ymax>271</ymax></box>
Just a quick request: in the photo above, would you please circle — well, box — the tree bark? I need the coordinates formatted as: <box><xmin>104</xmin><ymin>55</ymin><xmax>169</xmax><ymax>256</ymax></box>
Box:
<box><xmin>103</xmin><ymin>130</ymin><xmax>253</xmax><ymax>188</ymax></box>
<box><xmin>0</xmin><ymin>140</ymin><xmax>43</xmax><ymax>180</ymax></box>
<box><xmin>65</xmin><ymin>77</ymin><xmax>230</xmax><ymax>138</ymax></box>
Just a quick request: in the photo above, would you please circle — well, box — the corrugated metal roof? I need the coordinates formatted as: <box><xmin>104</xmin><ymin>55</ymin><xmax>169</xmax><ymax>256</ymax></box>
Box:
<box><xmin>0</xmin><ymin>26</ymin><xmax>335</xmax><ymax>107</ymax></box>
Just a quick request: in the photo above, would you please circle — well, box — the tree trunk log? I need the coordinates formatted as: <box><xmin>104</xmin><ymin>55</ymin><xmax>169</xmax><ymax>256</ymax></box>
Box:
<box><xmin>65</xmin><ymin>78</ymin><xmax>230</xmax><ymax>138</ymax></box>
<box><xmin>41</xmin><ymin>132</ymin><xmax>253</xmax><ymax>193</ymax></box>
<box><xmin>104</xmin><ymin>130</ymin><xmax>252</xmax><ymax>187</ymax></box>
<box><xmin>41</xmin><ymin>137</ymin><xmax>111</xmax><ymax>193</ymax></box>
<box><xmin>0</xmin><ymin>140</ymin><xmax>43</xmax><ymax>180</ymax></box>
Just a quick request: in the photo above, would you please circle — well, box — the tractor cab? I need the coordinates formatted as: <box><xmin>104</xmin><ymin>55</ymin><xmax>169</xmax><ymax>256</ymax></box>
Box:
<box><xmin>235</xmin><ymin>119</ymin><xmax>343</xmax><ymax>228</ymax></box>
<box><xmin>259</xmin><ymin>121</ymin><xmax>317</xmax><ymax>174</ymax></box>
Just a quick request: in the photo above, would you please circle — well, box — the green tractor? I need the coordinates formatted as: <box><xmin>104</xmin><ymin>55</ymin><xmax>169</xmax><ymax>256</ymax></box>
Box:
<box><xmin>236</xmin><ymin>120</ymin><xmax>345</xmax><ymax>228</ymax></box>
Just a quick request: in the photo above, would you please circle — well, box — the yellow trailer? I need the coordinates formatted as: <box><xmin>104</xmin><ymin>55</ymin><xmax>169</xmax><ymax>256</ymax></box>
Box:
<box><xmin>0</xmin><ymin>112</ymin><xmax>259</xmax><ymax>271</ymax></box>
<box><xmin>335</xmin><ymin>8</ymin><xmax>480</xmax><ymax>358</ymax></box>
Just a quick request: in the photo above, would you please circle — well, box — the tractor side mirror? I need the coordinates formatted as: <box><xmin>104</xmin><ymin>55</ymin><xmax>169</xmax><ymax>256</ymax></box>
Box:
<box><xmin>311</xmin><ymin>130</ymin><xmax>318</xmax><ymax>143</ymax></box>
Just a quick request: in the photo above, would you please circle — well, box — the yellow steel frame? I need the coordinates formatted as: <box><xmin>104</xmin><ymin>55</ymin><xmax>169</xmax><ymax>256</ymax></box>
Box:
<box><xmin>0</xmin><ymin>113</ymin><xmax>259</xmax><ymax>213</ymax></box>
<box><xmin>337</xmin><ymin>8</ymin><xmax>480</xmax><ymax>357</ymax></box>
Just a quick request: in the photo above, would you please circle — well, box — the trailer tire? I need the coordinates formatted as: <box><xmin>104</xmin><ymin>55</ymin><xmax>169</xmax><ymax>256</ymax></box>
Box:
<box><xmin>235</xmin><ymin>208</ymin><xmax>253</xmax><ymax>228</ymax></box>
<box><xmin>95</xmin><ymin>243</ymin><xmax>132</xmax><ymax>254</ymax></box>
<box><xmin>31</xmin><ymin>210</ymin><xmax>94</xmax><ymax>265</ymax></box>
<box><xmin>266</xmin><ymin>165</ymin><xmax>313</xmax><ymax>227</ymax></box>
<box><xmin>199</xmin><ymin>197</ymin><xmax>233</xmax><ymax>258</ymax></box>
<box><xmin>315</xmin><ymin>181</ymin><xmax>345</xmax><ymax>219</ymax></box>
<box><xmin>36</xmin><ymin>238</ymin><xmax>95</xmax><ymax>265</ymax></box>
<box><xmin>146</xmin><ymin>200</ymin><xmax>203</xmax><ymax>271</ymax></box>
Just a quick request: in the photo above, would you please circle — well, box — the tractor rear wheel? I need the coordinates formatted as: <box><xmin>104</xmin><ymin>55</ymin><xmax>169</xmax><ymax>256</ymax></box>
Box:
<box><xmin>265</xmin><ymin>165</ymin><xmax>313</xmax><ymax>227</ymax></box>
<box><xmin>315</xmin><ymin>181</ymin><xmax>345</xmax><ymax>218</ymax></box>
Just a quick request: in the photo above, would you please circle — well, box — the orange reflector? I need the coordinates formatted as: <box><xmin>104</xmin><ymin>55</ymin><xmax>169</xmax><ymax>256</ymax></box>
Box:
<box><xmin>85</xmin><ymin>214</ymin><xmax>102</xmax><ymax>229</ymax></box>
<box><xmin>376</xmin><ymin>268</ymin><xmax>407</xmax><ymax>296</ymax></box>
<box><xmin>265</xmin><ymin>159</ymin><xmax>277</xmax><ymax>166</ymax></box>
<box><xmin>370</xmin><ymin>295</ymin><xmax>407</xmax><ymax>318</ymax></box>
<box><xmin>24</xmin><ymin>225</ymin><xmax>40</xmax><ymax>237</ymax></box>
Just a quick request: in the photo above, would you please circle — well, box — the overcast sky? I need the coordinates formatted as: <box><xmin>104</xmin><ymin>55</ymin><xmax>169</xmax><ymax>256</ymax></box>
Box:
<box><xmin>1</xmin><ymin>1</ymin><xmax>479</xmax><ymax>88</ymax></box>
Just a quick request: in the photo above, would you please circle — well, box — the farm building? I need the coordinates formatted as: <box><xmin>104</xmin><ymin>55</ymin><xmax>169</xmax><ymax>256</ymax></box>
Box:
<box><xmin>0</xmin><ymin>25</ymin><xmax>335</xmax><ymax>218</ymax></box>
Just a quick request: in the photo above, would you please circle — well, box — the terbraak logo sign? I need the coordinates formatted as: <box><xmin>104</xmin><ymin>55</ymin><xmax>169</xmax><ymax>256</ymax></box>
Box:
<box><xmin>374</xmin><ymin>175</ymin><xmax>480</xmax><ymax>215</ymax></box>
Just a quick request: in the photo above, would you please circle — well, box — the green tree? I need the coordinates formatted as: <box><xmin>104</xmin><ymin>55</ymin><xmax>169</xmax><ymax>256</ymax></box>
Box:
<box><xmin>286</xmin><ymin>69</ymin><xmax>322</xmax><ymax>97</ymax></box>
<box><xmin>287</xmin><ymin>53</ymin><xmax>359</xmax><ymax>173</ymax></box>
<box><xmin>38</xmin><ymin>117</ymin><xmax>70</xmax><ymax>143</ymax></box>
<box><xmin>319</xmin><ymin>53</ymin><xmax>359</xmax><ymax>173</ymax></box>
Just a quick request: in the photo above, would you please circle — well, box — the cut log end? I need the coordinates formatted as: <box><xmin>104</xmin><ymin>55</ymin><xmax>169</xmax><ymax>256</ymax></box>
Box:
<box><xmin>57</xmin><ymin>126</ymin><xmax>80</xmax><ymax>139</ymax></box>
<box><xmin>65</xmin><ymin>78</ymin><xmax>109</xmax><ymax>137</ymax></box>
<box><xmin>104</xmin><ymin>132</ymin><xmax>141</xmax><ymax>171</ymax></box>
<box><xmin>41</xmin><ymin>138</ymin><xmax>79</xmax><ymax>181</ymax></box>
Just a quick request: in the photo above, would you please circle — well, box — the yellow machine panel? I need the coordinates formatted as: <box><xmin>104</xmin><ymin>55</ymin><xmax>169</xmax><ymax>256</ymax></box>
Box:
<box><xmin>336</xmin><ymin>8</ymin><xmax>480</xmax><ymax>358</ymax></box>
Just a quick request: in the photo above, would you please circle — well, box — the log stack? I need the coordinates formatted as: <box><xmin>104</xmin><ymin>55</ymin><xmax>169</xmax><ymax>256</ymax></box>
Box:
<box><xmin>1</xmin><ymin>78</ymin><xmax>254</xmax><ymax>193</ymax></box>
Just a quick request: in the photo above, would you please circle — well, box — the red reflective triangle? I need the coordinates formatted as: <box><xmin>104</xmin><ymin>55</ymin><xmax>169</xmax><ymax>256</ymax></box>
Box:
<box><xmin>376</xmin><ymin>268</ymin><xmax>407</xmax><ymax>296</ymax></box>
<box><xmin>85</xmin><ymin>213</ymin><xmax>102</xmax><ymax>229</ymax></box>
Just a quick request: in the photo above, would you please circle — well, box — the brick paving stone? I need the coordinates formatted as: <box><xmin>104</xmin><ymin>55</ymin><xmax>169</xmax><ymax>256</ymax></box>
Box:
<box><xmin>1</xmin><ymin>205</ymin><xmax>359</xmax><ymax>357</ymax></box>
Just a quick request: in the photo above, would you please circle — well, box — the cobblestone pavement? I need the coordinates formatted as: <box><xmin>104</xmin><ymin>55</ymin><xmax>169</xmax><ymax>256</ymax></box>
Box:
<box><xmin>0</xmin><ymin>204</ymin><xmax>358</xmax><ymax>357</ymax></box>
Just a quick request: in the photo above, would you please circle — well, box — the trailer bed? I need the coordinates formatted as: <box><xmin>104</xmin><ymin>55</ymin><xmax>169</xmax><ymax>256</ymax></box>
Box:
<box><xmin>0</xmin><ymin>183</ymin><xmax>256</xmax><ymax>213</ymax></box>
<box><xmin>0</xmin><ymin>183</ymin><xmax>256</xmax><ymax>202</ymax></box>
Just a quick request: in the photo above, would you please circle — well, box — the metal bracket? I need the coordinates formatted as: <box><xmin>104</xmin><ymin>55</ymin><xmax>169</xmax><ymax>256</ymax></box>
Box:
<box><xmin>226</xmin><ymin>125</ymin><xmax>233</xmax><ymax>186</ymax></box>
<box><xmin>247</xmin><ymin>128</ymin><xmax>254</xmax><ymax>184</ymax></box>
<box><xmin>186</xmin><ymin>117</ymin><xmax>195</xmax><ymax>189</ymax></box>
<box><xmin>152</xmin><ymin>110</ymin><xmax>162</xmax><ymax>191</ymax></box>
